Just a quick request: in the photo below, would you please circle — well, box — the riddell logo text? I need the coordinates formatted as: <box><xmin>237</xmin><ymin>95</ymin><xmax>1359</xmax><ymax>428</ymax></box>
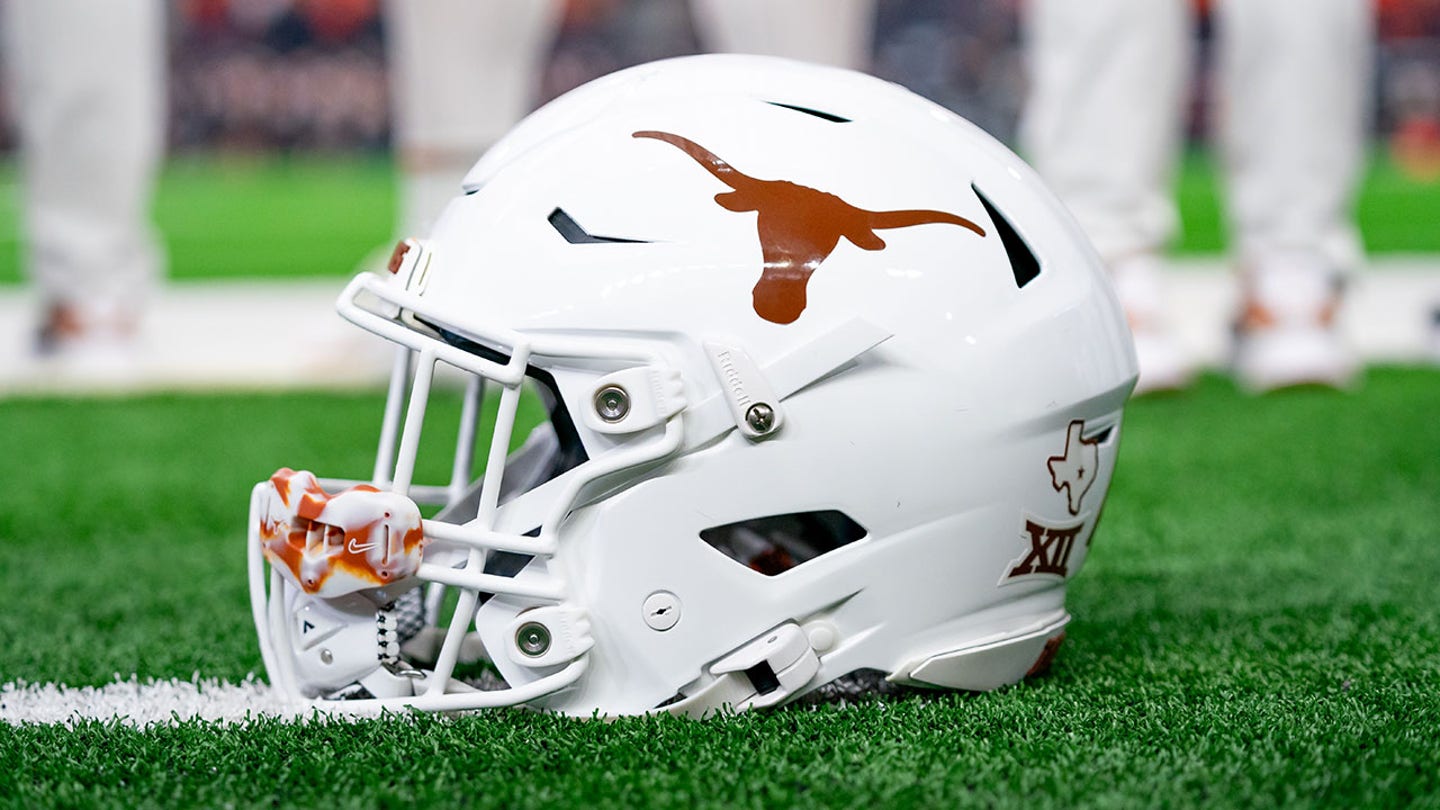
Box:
<box><xmin>1007</xmin><ymin>520</ymin><xmax>1083</xmax><ymax>580</ymax></box>
<box><xmin>633</xmin><ymin>130</ymin><xmax>985</xmax><ymax>324</ymax></box>
<box><xmin>713</xmin><ymin>349</ymin><xmax>752</xmax><ymax>407</ymax></box>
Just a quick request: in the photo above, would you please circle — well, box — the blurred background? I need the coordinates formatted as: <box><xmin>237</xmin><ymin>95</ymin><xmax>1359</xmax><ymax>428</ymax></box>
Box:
<box><xmin>1</xmin><ymin>0</ymin><xmax>1438</xmax><ymax>389</ymax></box>
<box><xmin>0</xmin><ymin>0</ymin><xmax>1434</xmax><ymax>163</ymax></box>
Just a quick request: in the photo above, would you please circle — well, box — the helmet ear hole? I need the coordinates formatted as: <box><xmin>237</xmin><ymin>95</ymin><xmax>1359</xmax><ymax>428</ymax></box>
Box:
<box><xmin>973</xmin><ymin>185</ymin><xmax>1041</xmax><ymax>289</ymax></box>
<box><xmin>700</xmin><ymin>510</ymin><xmax>867</xmax><ymax>576</ymax></box>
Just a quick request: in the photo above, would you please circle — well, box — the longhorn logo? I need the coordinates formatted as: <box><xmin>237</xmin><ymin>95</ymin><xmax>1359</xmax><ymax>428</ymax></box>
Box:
<box><xmin>634</xmin><ymin>130</ymin><xmax>986</xmax><ymax>324</ymax></box>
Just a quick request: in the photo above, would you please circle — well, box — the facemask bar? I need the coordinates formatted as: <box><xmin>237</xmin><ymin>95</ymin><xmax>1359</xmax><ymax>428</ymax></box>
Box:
<box><xmin>251</xmin><ymin>270</ymin><xmax>687</xmax><ymax>712</ymax></box>
<box><xmin>315</xmin><ymin>345</ymin><xmax>485</xmax><ymax>512</ymax></box>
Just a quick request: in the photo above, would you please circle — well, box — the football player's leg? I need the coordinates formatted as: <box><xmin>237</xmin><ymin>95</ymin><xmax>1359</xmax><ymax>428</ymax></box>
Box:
<box><xmin>384</xmin><ymin>0</ymin><xmax>563</xmax><ymax>238</ymax></box>
<box><xmin>1216</xmin><ymin>0</ymin><xmax>1372</xmax><ymax>390</ymax></box>
<box><xmin>1020</xmin><ymin>0</ymin><xmax>1195</xmax><ymax>392</ymax></box>
<box><xmin>4</xmin><ymin>0</ymin><xmax>165</xmax><ymax>355</ymax></box>
<box><xmin>690</xmin><ymin>0</ymin><xmax>876</xmax><ymax>71</ymax></box>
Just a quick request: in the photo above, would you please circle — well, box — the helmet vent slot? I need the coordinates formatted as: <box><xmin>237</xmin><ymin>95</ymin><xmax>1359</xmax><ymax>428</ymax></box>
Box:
<box><xmin>1087</xmin><ymin>425</ymin><xmax>1115</xmax><ymax>444</ymax></box>
<box><xmin>972</xmin><ymin>185</ymin><xmax>1041</xmax><ymax>289</ymax></box>
<box><xmin>548</xmin><ymin>208</ymin><xmax>649</xmax><ymax>244</ymax></box>
<box><xmin>700</xmin><ymin>510</ymin><xmax>867</xmax><ymax>576</ymax></box>
<box><xmin>766</xmin><ymin>101</ymin><xmax>851</xmax><ymax>123</ymax></box>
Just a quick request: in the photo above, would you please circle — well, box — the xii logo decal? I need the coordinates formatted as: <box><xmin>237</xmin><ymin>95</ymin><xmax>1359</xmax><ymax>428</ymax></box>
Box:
<box><xmin>1005</xmin><ymin>519</ymin><xmax>1083</xmax><ymax>581</ymax></box>
<box><xmin>1003</xmin><ymin>421</ymin><xmax>1107</xmax><ymax>584</ymax></box>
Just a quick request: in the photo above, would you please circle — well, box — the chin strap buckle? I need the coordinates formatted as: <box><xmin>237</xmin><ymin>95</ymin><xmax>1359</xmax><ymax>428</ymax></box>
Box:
<box><xmin>664</xmin><ymin>622</ymin><xmax>820</xmax><ymax>718</ymax></box>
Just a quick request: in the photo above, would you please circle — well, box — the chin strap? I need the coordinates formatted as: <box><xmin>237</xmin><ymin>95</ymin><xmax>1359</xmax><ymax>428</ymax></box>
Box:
<box><xmin>661</xmin><ymin>623</ymin><xmax>821</xmax><ymax>718</ymax></box>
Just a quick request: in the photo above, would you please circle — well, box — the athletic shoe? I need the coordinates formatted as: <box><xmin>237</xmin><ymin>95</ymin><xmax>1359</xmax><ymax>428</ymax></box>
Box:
<box><xmin>32</xmin><ymin>303</ymin><xmax>145</xmax><ymax>391</ymax></box>
<box><xmin>1232</xmin><ymin>259</ymin><xmax>1357</xmax><ymax>392</ymax></box>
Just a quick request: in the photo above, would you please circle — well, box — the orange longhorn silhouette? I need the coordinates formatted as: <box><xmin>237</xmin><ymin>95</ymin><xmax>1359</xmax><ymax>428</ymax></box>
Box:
<box><xmin>634</xmin><ymin>130</ymin><xmax>985</xmax><ymax>324</ymax></box>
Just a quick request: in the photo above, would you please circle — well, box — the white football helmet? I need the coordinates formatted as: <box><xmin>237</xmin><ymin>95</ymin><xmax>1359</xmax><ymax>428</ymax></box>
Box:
<box><xmin>248</xmin><ymin>55</ymin><xmax>1137</xmax><ymax>717</ymax></box>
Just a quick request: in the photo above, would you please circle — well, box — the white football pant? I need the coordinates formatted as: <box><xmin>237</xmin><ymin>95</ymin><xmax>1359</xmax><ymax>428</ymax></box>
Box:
<box><xmin>383</xmin><ymin>0</ymin><xmax>565</xmax><ymax>238</ymax></box>
<box><xmin>2</xmin><ymin>0</ymin><xmax>166</xmax><ymax>326</ymax></box>
<box><xmin>1021</xmin><ymin>0</ymin><xmax>1371</xmax><ymax>275</ymax></box>
<box><xmin>690</xmin><ymin>0</ymin><xmax>875</xmax><ymax>70</ymax></box>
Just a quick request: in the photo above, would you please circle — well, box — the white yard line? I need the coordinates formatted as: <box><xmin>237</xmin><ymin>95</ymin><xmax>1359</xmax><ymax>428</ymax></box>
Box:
<box><xmin>1</xmin><ymin>676</ymin><xmax>297</xmax><ymax>727</ymax></box>
<box><xmin>0</xmin><ymin>676</ymin><xmax>384</xmax><ymax>727</ymax></box>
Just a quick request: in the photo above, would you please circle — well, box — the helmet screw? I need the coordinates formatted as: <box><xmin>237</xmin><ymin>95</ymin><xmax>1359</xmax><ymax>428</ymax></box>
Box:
<box><xmin>515</xmin><ymin>621</ymin><xmax>552</xmax><ymax>658</ymax></box>
<box><xmin>745</xmin><ymin>403</ymin><xmax>776</xmax><ymax>434</ymax></box>
<box><xmin>642</xmin><ymin>590</ymin><xmax>681</xmax><ymax>631</ymax></box>
<box><xmin>319</xmin><ymin>648</ymin><xmax>334</xmax><ymax>665</ymax></box>
<box><xmin>594</xmin><ymin>385</ymin><xmax>631</xmax><ymax>423</ymax></box>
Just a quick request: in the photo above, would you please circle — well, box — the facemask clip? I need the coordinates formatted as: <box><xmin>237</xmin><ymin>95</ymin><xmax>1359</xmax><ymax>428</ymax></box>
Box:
<box><xmin>504</xmin><ymin>605</ymin><xmax>594</xmax><ymax>669</ymax></box>
<box><xmin>583</xmin><ymin>366</ymin><xmax>687</xmax><ymax>435</ymax></box>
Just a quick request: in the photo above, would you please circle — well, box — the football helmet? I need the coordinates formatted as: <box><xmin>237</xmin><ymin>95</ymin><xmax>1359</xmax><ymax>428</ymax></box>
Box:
<box><xmin>248</xmin><ymin>54</ymin><xmax>1137</xmax><ymax>717</ymax></box>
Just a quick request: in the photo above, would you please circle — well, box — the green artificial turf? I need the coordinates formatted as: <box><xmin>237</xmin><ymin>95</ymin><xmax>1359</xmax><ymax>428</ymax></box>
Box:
<box><xmin>1</xmin><ymin>151</ymin><xmax>1438</xmax><ymax>287</ymax></box>
<box><xmin>0</xmin><ymin>156</ymin><xmax>396</xmax><ymax>285</ymax></box>
<box><xmin>2</xmin><ymin>369</ymin><xmax>1439</xmax><ymax>807</ymax></box>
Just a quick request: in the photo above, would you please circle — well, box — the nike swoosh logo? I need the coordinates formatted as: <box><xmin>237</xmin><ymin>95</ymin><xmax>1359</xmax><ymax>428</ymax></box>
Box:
<box><xmin>347</xmin><ymin>538</ymin><xmax>377</xmax><ymax>555</ymax></box>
